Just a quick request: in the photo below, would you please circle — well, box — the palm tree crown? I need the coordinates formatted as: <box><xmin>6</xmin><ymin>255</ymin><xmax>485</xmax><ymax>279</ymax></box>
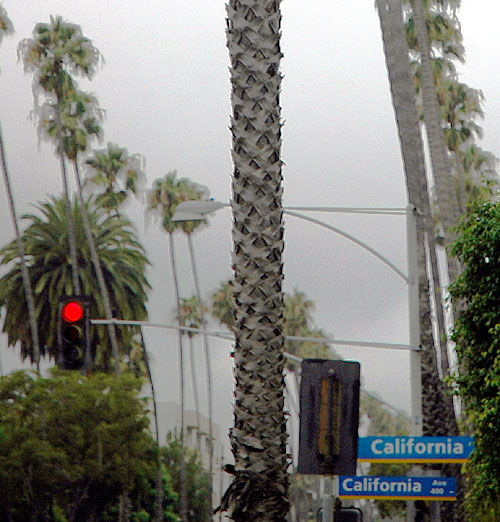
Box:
<box><xmin>85</xmin><ymin>143</ymin><xmax>146</xmax><ymax>216</ymax></box>
<box><xmin>0</xmin><ymin>6</ymin><xmax>13</xmax><ymax>43</ymax></box>
<box><xmin>0</xmin><ymin>196</ymin><xmax>150</xmax><ymax>370</ymax></box>
<box><xmin>19</xmin><ymin>15</ymin><xmax>101</xmax><ymax>92</ymax></box>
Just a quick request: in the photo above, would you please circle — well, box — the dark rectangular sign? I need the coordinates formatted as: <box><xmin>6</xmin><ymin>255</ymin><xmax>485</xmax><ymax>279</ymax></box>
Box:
<box><xmin>298</xmin><ymin>359</ymin><xmax>360</xmax><ymax>475</ymax></box>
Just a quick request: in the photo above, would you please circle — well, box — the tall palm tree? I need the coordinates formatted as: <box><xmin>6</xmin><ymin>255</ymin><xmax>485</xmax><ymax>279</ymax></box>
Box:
<box><xmin>406</xmin><ymin>3</ymin><xmax>497</xmax><ymax>380</ymax></box>
<box><xmin>19</xmin><ymin>16</ymin><xmax>102</xmax><ymax>296</ymax></box>
<box><xmin>20</xmin><ymin>18</ymin><xmax>127</xmax><ymax>375</ymax></box>
<box><xmin>147</xmin><ymin>171</ymin><xmax>198</xmax><ymax>521</ymax></box>
<box><xmin>376</xmin><ymin>1</ymin><xmax>462</xmax><ymax>519</ymax></box>
<box><xmin>377</xmin><ymin>0</ymin><xmax>457</xmax><ymax>432</ymax></box>
<box><xmin>440</xmin><ymin>80</ymin><xmax>483</xmax><ymax>213</ymax></box>
<box><xmin>177</xmin><ymin>296</ymin><xmax>206</xmax><ymax>445</ymax></box>
<box><xmin>0</xmin><ymin>195</ymin><xmax>150</xmax><ymax>370</ymax></box>
<box><xmin>175</xmin><ymin>182</ymin><xmax>218</xmax><ymax>513</ymax></box>
<box><xmin>38</xmin><ymin>80</ymin><xmax>126</xmax><ymax>376</ymax></box>
<box><xmin>404</xmin><ymin>4</ymin><xmax>465</xmax><ymax>375</ymax></box>
<box><xmin>409</xmin><ymin>0</ymin><xmax>462</xmax><ymax>282</ymax></box>
<box><xmin>225</xmin><ymin>1</ymin><xmax>288</xmax><ymax>516</ymax></box>
<box><xmin>0</xmin><ymin>8</ymin><xmax>40</xmax><ymax>369</ymax></box>
<box><xmin>84</xmin><ymin>143</ymin><xmax>146</xmax><ymax>218</ymax></box>
<box><xmin>210</xmin><ymin>280</ymin><xmax>236</xmax><ymax>332</ymax></box>
<box><xmin>0</xmin><ymin>128</ymin><xmax>41</xmax><ymax>370</ymax></box>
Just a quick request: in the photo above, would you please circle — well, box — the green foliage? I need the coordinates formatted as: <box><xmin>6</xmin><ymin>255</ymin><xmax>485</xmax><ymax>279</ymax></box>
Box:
<box><xmin>177</xmin><ymin>296</ymin><xmax>207</xmax><ymax>338</ymax></box>
<box><xmin>0</xmin><ymin>195</ymin><xmax>150</xmax><ymax>370</ymax></box>
<box><xmin>38</xmin><ymin>87</ymin><xmax>103</xmax><ymax>161</ymax></box>
<box><xmin>0</xmin><ymin>370</ymin><xmax>177</xmax><ymax>522</ymax></box>
<box><xmin>19</xmin><ymin>15</ymin><xmax>101</xmax><ymax>91</ymax></box>
<box><xmin>161</xmin><ymin>433</ymin><xmax>212</xmax><ymax>522</ymax></box>
<box><xmin>0</xmin><ymin>5</ymin><xmax>13</xmax><ymax>42</ymax></box>
<box><xmin>449</xmin><ymin>200</ymin><xmax>500</xmax><ymax>519</ymax></box>
<box><xmin>404</xmin><ymin>1</ymin><xmax>498</xmax><ymax>209</ymax></box>
<box><xmin>146</xmin><ymin>170</ymin><xmax>209</xmax><ymax>235</ymax></box>
<box><xmin>85</xmin><ymin>143</ymin><xmax>146</xmax><ymax>216</ymax></box>
<box><xmin>210</xmin><ymin>280</ymin><xmax>235</xmax><ymax>331</ymax></box>
<box><xmin>19</xmin><ymin>16</ymin><xmax>103</xmax><ymax>160</ymax></box>
<box><xmin>102</xmin><ymin>463</ymin><xmax>178</xmax><ymax>522</ymax></box>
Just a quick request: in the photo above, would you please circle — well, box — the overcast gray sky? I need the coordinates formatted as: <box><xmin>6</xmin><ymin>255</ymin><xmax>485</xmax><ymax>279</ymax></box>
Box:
<box><xmin>1</xmin><ymin>1</ymin><xmax>499</xmax><ymax>450</ymax></box>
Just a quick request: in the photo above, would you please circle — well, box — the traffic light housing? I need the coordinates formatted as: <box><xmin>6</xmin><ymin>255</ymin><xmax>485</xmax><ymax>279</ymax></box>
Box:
<box><xmin>298</xmin><ymin>359</ymin><xmax>360</xmax><ymax>475</ymax></box>
<box><xmin>57</xmin><ymin>296</ymin><xmax>90</xmax><ymax>370</ymax></box>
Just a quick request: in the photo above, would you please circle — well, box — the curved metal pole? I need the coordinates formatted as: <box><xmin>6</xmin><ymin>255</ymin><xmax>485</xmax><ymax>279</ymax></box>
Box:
<box><xmin>174</xmin><ymin>201</ymin><xmax>410</xmax><ymax>283</ymax></box>
<box><xmin>283</xmin><ymin>209</ymin><xmax>409</xmax><ymax>284</ymax></box>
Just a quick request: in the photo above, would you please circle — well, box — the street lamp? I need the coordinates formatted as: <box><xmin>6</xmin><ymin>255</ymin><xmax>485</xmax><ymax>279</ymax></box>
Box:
<box><xmin>173</xmin><ymin>200</ymin><xmax>422</xmax><ymax>436</ymax></box>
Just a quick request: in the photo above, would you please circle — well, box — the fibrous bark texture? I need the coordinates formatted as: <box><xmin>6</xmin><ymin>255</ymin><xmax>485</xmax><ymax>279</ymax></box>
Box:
<box><xmin>224</xmin><ymin>0</ymin><xmax>289</xmax><ymax>520</ymax></box>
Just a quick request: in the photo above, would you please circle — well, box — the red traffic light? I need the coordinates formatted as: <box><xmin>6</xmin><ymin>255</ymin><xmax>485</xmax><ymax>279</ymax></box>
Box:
<box><xmin>62</xmin><ymin>301</ymin><xmax>84</xmax><ymax>323</ymax></box>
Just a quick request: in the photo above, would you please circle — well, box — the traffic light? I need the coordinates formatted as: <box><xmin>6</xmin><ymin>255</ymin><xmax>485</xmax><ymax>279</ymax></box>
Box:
<box><xmin>298</xmin><ymin>359</ymin><xmax>360</xmax><ymax>475</ymax></box>
<box><xmin>57</xmin><ymin>296</ymin><xmax>90</xmax><ymax>370</ymax></box>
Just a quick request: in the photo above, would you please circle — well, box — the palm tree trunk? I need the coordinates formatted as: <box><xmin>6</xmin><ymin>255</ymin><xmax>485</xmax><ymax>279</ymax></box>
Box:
<box><xmin>0</xmin><ymin>124</ymin><xmax>41</xmax><ymax>369</ymax></box>
<box><xmin>54</xmin><ymin>94</ymin><xmax>81</xmax><ymax>296</ymax></box>
<box><xmin>118</xmin><ymin>494</ymin><xmax>131</xmax><ymax>522</ymax></box>
<box><xmin>140</xmin><ymin>328</ymin><xmax>164</xmax><ymax>522</ymax></box>
<box><xmin>410</xmin><ymin>0</ymin><xmax>461</xmax><ymax>283</ymax></box>
<box><xmin>376</xmin><ymin>2</ymin><xmax>463</xmax><ymax>519</ymax></box>
<box><xmin>225</xmin><ymin>0</ymin><xmax>289</xmax><ymax>519</ymax></box>
<box><xmin>187</xmin><ymin>233</ymin><xmax>214</xmax><ymax>511</ymax></box>
<box><xmin>61</xmin><ymin>152</ymin><xmax>81</xmax><ymax>295</ymax></box>
<box><xmin>427</xmin><ymin>238</ymin><xmax>450</xmax><ymax>379</ymax></box>
<box><xmin>73</xmin><ymin>161</ymin><xmax>121</xmax><ymax>375</ymax></box>
<box><xmin>188</xmin><ymin>335</ymin><xmax>202</xmax><ymax>450</ymax></box>
<box><xmin>454</xmin><ymin>153</ymin><xmax>467</xmax><ymax>215</ymax></box>
<box><xmin>168</xmin><ymin>232</ymin><xmax>188</xmax><ymax>522</ymax></box>
<box><xmin>376</xmin><ymin>0</ymin><xmax>458</xmax><ymax>432</ymax></box>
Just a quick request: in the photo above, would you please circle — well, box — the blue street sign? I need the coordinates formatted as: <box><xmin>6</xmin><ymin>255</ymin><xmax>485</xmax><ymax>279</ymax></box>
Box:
<box><xmin>339</xmin><ymin>475</ymin><xmax>457</xmax><ymax>501</ymax></box>
<box><xmin>357</xmin><ymin>436</ymin><xmax>474</xmax><ymax>463</ymax></box>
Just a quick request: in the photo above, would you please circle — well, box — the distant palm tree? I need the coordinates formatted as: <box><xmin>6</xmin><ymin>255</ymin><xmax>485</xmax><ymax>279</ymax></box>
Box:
<box><xmin>19</xmin><ymin>15</ymin><xmax>102</xmax><ymax>295</ymax></box>
<box><xmin>19</xmin><ymin>18</ymin><xmax>130</xmax><ymax>375</ymax></box>
<box><xmin>0</xmin><ymin>195</ymin><xmax>150</xmax><ymax>370</ymax></box>
<box><xmin>177</xmin><ymin>296</ymin><xmax>206</xmax><ymax>445</ymax></box>
<box><xmin>439</xmin><ymin>80</ymin><xmax>483</xmax><ymax>213</ymax></box>
<box><xmin>147</xmin><ymin>171</ymin><xmax>201</xmax><ymax>521</ymax></box>
<box><xmin>174</xmin><ymin>182</ymin><xmax>218</xmax><ymax>514</ymax></box>
<box><xmin>211</xmin><ymin>282</ymin><xmax>334</xmax><ymax>361</ymax></box>
<box><xmin>85</xmin><ymin>143</ymin><xmax>146</xmax><ymax>218</ymax></box>
<box><xmin>0</xmin><ymin>7</ymin><xmax>40</xmax><ymax>369</ymax></box>
<box><xmin>210</xmin><ymin>280</ymin><xmax>235</xmax><ymax>333</ymax></box>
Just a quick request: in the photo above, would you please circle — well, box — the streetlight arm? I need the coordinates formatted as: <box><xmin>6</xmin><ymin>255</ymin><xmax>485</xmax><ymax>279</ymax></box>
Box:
<box><xmin>172</xmin><ymin>201</ymin><xmax>409</xmax><ymax>283</ymax></box>
<box><xmin>283</xmin><ymin>210</ymin><xmax>409</xmax><ymax>284</ymax></box>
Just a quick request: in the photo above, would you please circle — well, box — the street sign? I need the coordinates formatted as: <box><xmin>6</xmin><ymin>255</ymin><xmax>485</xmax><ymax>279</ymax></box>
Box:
<box><xmin>339</xmin><ymin>475</ymin><xmax>457</xmax><ymax>501</ymax></box>
<box><xmin>357</xmin><ymin>436</ymin><xmax>474</xmax><ymax>463</ymax></box>
<box><xmin>298</xmin><ymin>359</ymin><xmax>360</xmax><ymax>475</ymax></box>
